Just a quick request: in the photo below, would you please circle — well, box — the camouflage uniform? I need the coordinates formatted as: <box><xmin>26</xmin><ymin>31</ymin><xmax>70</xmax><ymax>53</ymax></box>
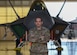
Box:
<box><xmin>28</xmin><ymin>27</ymin><xmax>50</xmax><ymax>55</ymax></box>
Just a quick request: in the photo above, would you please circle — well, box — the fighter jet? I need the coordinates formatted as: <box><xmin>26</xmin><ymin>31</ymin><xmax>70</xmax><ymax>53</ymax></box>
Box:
<box><xmin>0</xmin><ymin>0</ymin><xmax>68</xmax><ymax>53</ymax></box>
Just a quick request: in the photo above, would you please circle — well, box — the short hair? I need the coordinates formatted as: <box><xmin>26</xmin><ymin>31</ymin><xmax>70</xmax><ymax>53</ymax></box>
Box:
<box><xmin>35</xmin><ymin>17</ymin><xmax>43</xmax><ymax>22</ymax></box>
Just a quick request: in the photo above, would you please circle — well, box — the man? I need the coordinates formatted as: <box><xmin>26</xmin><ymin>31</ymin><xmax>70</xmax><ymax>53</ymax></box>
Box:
<box><xmin>28</xmin><ymin>17</ymin><xmax>50</xmax><ymax>55</ymax></box>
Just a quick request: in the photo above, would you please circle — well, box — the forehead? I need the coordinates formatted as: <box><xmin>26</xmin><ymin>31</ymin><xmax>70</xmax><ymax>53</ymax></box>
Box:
<box><xmin>35</xmin><ymin>18</ymin><xmax>42</xmax><ymax>21</ymax></box>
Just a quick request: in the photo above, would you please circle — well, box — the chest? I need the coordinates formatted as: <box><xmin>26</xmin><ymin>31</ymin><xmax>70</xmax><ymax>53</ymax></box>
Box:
<box><xmin>33</xmin><ymin>30</ymin><xmax>46</xmax><ymax>36</ymax></box>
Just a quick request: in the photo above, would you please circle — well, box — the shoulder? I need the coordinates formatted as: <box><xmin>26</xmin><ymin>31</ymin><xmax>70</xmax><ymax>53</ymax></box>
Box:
<box><xmin>42</xmin><ymin>27</ymin><xmax>49</xmax><ymax>31</ymax></box>
<box><xmin>29</xmin><ymin>27</ymin><xmax>36</xmax><ymax>32</ymax></box>
<box><xmin>42</xmin><ymin>27</ymin><xmax>50</xmax><ymax>33</ymax></box>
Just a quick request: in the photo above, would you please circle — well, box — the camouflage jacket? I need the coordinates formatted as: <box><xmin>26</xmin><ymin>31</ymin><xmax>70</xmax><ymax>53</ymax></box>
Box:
<box><xmin>28</xmin><ymin>27</ymin><xmax>50</xmax><ymax>53</ymax></box>
<box><xmin>28</xmin><ymin>27</ymin><xmax>50</xmax><ymax>43</ymax></box>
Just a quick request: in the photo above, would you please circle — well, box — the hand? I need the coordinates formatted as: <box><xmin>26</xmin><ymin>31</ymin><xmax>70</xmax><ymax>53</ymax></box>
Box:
<box><xmin>39</xmin><ymin>36</ymin><xmax>44</xmax><ymax>40</ymax></box>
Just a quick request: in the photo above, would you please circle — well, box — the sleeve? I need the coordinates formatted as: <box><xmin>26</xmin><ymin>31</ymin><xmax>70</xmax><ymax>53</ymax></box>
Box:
<box><xmin>44</xmin><ymin>29</ymin><xmax>50</xmax><ymax>42</ymax></box>
<box><xmin>28</xmin><ymin>30</ymin><xmax>38</xmax><ymax>42</ymax></box>
<box><xmin>37</xmin><ymin>29</ymin><xmax>50</xmax><ymax>43</ymax></box>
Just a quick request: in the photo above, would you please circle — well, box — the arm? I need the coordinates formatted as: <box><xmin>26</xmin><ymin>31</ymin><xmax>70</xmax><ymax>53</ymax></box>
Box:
<box><xmin>28</xmin><ymin>30</ymin><xmax>38</xmax><ymax>42</ymax></box>
<box><xmin>37</xmin><ymin>29</ymin><xmax>50</xmax><ymax>43</ymax></box>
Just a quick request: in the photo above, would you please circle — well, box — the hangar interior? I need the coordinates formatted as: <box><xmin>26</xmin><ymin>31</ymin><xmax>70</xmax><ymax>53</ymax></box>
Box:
<box><xmin>0</xmin><ymin>0</ymin><xmax>77</xmax><ymax>55</ymax></box>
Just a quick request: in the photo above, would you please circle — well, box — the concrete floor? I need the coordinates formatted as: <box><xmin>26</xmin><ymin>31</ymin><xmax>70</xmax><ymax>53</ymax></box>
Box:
<box><xmin>47</xmin><ymin>39</ymin><xmax>77</xmax><ymax>55</ymax></box>
<box><xmin>0</xmin><ymin>41</ymin><xmax>30</xmax><ymax>55</ymax></box>
<box><xmin>0</xmin><ymin>39</ymin><xmax>77</xmax><ymax>55</ymax></box>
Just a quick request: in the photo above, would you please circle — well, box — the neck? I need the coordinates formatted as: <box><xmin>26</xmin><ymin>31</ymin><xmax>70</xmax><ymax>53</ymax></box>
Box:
<box><xmin>37</xmin><ymin>26</ymin><xmax>42</xmax><ymax>30</ymax></box>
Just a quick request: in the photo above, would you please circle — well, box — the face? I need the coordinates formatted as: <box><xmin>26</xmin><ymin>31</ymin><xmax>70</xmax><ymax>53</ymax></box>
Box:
<box><xmin>35</xmin><ymin>18</ymin><xmax>43</xmax><ymax>27</ymax></box>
